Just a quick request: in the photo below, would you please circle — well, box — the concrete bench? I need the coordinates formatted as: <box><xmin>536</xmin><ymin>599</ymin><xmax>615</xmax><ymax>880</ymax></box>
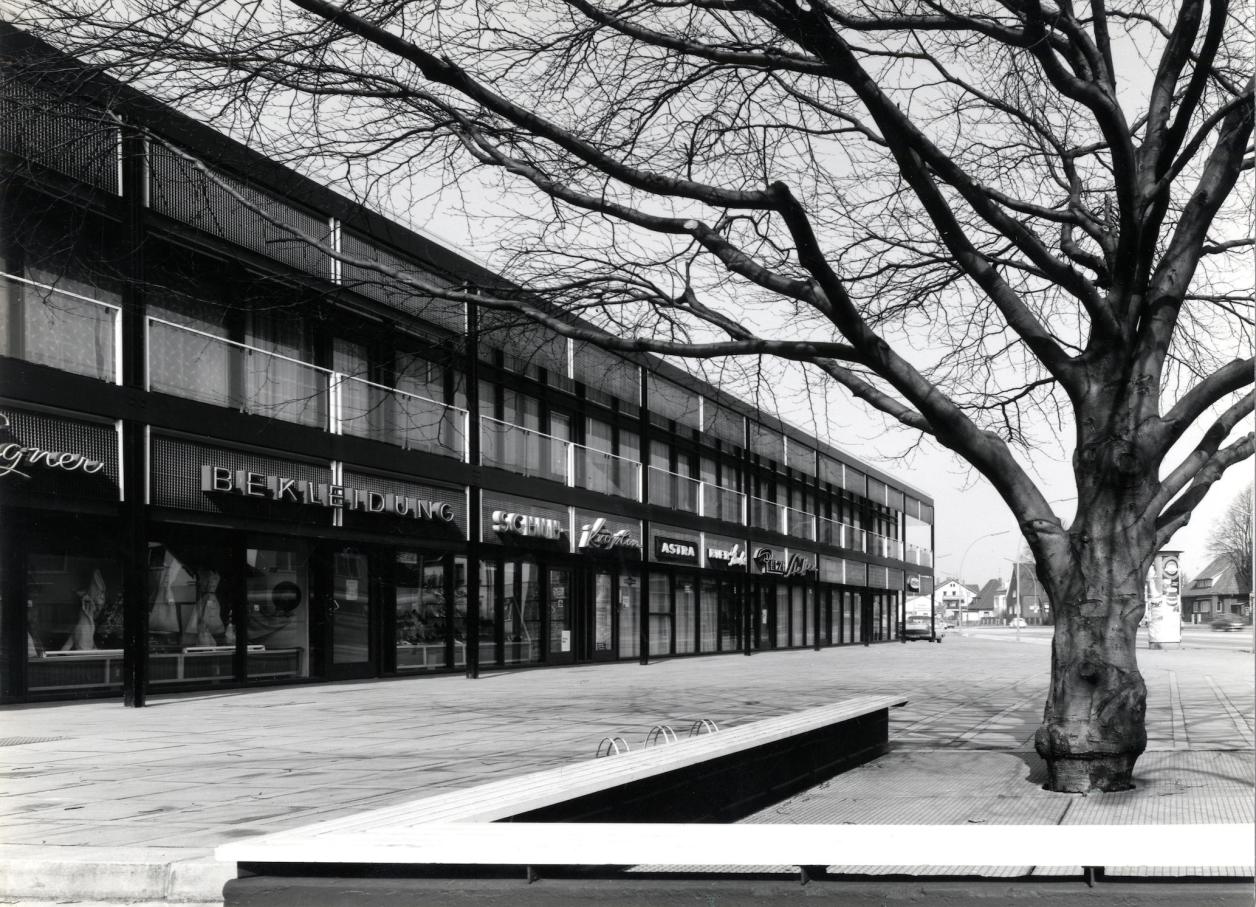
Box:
<box><xmin>221</xmin><ymin>694</ymin><xmax>906</xmax><ymax>842</ymax></box>
<box><xmin>218</xmin><ymin>820</ymin><xmax>1254</xmax><ymax>870</ymax></box>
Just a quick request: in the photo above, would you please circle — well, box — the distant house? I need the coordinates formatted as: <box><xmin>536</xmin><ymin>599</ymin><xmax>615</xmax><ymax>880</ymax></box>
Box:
<box><xmin>934</xmin><ymin>579</ymin><xmax>980</xmax><ymax>625</ymax></box>
<box><xmin>970</xmin><ymin>579</ymin><xmax>1008</xmax><ymax>623</ymax></box>
<box><xmin>1006</xmin><ymin>561</ymin><xmax>1051</xmax><ymax>625</ymax></box>
<box><xmin>1181</xmin><ymin>556</ymin><xmax>1252</xmax><ymax>623</ymax></box>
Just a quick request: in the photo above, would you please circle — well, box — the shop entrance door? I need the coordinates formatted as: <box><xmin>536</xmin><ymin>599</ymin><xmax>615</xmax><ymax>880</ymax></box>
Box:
<box><xmin>548</xmin><ymin>567</ymin><xmax>575</xmax><ymax>665</ymax></box>
<box><xmin>573</xmin><ymin>568</ymin><xmax>617</xmax><ymax>662</ymax></box>
<box><xmin>325</xmin><ymin>548</ymin><xmax>374</xmax><ymax>679</ymax></box>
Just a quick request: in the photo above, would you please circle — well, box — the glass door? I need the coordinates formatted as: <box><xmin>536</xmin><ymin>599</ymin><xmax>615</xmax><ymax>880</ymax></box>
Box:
<box><xmin>549</xmin><ymin>567</ymin><xmax>574</xmax><ymax>664</ymax></box>
<box><xmin>329</xmin><ymin>549</ymin><xmax>372</xmax><ymax>678</ymax></box>
<box><xmin>592</xmin><ymin>570</ymin><xmax>616</xmax><ymax>661</ymax></box>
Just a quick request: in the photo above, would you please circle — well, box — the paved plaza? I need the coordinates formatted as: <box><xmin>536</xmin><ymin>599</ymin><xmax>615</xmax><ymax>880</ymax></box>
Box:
<box><xmin>0</xmin><ymin>631</ymin><xmax>1252</xmax><ymax>903</ymax></box>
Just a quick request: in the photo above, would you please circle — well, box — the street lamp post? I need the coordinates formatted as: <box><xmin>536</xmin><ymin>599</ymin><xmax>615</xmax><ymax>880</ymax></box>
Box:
<box><xmin>956</xmin><ymin>529</ymin><xmax>1012</xmax><ymax>634</ymax></box>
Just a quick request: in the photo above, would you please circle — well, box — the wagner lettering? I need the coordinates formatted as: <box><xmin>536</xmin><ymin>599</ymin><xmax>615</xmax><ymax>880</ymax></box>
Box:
<box><xmin>201</xmin><ymin>465</ymin><xmax>455</xmax><ymax>523</ymax></box>
<box><xmin>0</xmin><ymin>414</ymin><xmax>107</xmax><ymax>481</ymax></box>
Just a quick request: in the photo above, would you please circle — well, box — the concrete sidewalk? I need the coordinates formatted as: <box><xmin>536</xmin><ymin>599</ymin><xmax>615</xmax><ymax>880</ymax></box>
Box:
<box><xmin>1</xmin><ymin>635</ymin><xmax>1252</xmax><ymax>903</ymax></box>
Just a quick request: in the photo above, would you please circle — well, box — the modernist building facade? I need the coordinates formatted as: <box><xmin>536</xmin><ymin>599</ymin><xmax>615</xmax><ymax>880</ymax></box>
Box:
<box><xmin>0</xmin><ymin>27</ymin><xmax>935</xmax><ymax>703</ymax></box>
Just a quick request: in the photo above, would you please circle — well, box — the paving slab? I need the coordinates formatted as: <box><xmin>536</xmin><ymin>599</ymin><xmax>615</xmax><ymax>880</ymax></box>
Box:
<box><xmin>1</xmin><ymin>633</ymin><xmax>1252</xmax><ymax>903</ymax></box>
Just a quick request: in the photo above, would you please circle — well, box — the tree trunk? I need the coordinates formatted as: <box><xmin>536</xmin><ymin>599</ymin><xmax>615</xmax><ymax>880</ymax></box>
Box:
<box><xmin>1034</xmin><ymin>540</ymin><xmax>1148</xmax><ymax>792</ymax></box>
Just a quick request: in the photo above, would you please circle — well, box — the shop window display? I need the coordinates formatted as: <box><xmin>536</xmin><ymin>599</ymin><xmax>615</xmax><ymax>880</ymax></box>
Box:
<box><xmin>674</xmin><ymin>575</ymin><xmax>696</xmax><ymax>654</ymax></box>
<box><xmin>26</xmin><ymin>554</ymin><xmax>124</xmax><ymax>693</ymax></box>
<box><xmin>396</xmin><ymin>552</ymin><xmax>448</xmax><ymax>672</ymax></box>
<box><xmin>147</xmin><ymin>543</ymin><xmax>238</xmax><ymax>687</ymax></box>
<box><xmin>648</xmin><ymin>573</ymin><xmax>672</xmax><ymax>654</ymax></box>
<box><xmin>244</xmin><ymin>546</ymin><xmax>310</xmax><ymax>679</ymax></box>
<box><xmin>618</xmin><ymin>571</ymin><xmax>640</xmax><ymax>658</ymax></box>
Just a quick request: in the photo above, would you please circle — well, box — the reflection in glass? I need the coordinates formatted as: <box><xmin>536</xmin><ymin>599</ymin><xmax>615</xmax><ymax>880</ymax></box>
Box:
<box><xmin>147</xmin><ymin>543</ymin><xmax>237</xmax><ymax>688</ymax></box>
<box><xmin>675</xmin><ymin>575</ymin><xmax>696</xmax><ymax>654</ymax></box>
<box><xmin>700</xmin><ymin>578</ymin><xmax>718</xmax><ymax>652</ymax></box>
<box><xmin>245</xmin><ymin>546</ymin><xmax>310</xmax><ymax>678</ymax></box>
<box><xmin>396</xmin><ymin>552</ymin><xmax>446</xmax><ymax>672</ymax></box>
<box><xmin>776</xmin><ymin>585</ymin><xmax>789</xmax><ymax>648</ymax></box>
<box><xmin>594</xmin><ymin>572</ymin><xmax>613</xmax><ymax>654</ymax></box>
<box><xmin>618</xmin><ymin>571</ymin><xmax>640</xmax><ymax>658</ymax></box>
<box><xmin>648</xmin><ymin>573</ymin><xmax>671</xmax><ymax>654</ymax></box>
<box><xmin>479</xmin><ymin>561</ymin><xmax>497</xmax><ymax>667</ymax></box>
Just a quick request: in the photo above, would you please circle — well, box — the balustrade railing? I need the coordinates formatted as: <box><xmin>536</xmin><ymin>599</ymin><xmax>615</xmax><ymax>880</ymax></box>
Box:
<box><xmin>573</xmin><ymin>445</ymin><xmax>641</xmax><ymax>500</ymax></box>
<box><xmin>480</xmin><ymin>416</ymin><xmax>568</xmax><ymax>483</ymax></box>
<box><xmin>335</xmin><ymin>374</ymin><xmax>466</xmax><ymax>459</ymax></box>
<box><xmin>702</xmin><ymin>483</ymin><xmax>745</xmax><ymax>523</ymax></box>
<box><xmin>748</xmin><ymin>495</ymin><xmax>784</xmax><ymax>534</ymax></box>
<box><xmin>817</xmin><ymin>517</ymin><xmax>866</xmax><ymax>552</ymax></box>
<box><xmin>3</xmin><ymin>274</ymin><xmax>120</xmax><ymax>384</ymax></box>
<box><xmin>647</xmin><ymin>466</ymin><xmax>700</xmax><ymax>512</ymax></box>
<box><xmin>905</xmin><ymin>544</ymin><xmax>933</xmax><ymax>567</ymax></box>
<box><xmin>148</xmin><ymin>317</ymin><xmax>466</xmax><ymax>456</ymax></box>
<box><xmin>783</xmin><ymin>505</ymin><xmax>816</xmax><ymax>541</ymax></box>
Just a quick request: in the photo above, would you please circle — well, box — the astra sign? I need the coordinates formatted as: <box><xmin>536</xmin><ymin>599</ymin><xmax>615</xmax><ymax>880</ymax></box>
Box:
<box><xmin>201</xmin><ymin>465</ymin><xmax>456</xmax><ymax>522</ymax></box>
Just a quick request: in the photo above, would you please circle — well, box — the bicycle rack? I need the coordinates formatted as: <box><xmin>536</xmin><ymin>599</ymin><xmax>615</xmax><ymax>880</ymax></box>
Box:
<box><xmin>596</xmin><ymin>736</ymin><xmax>631</xmax><ymax>758</ymax></box>
<box><xmin>644</xmin><ymin>724</ymin><xmax>678</xmax><ymax>747</ymax></box>
<box><xmin>687</xmin><ymin>718</ymin><xmax>720</xmax><ymax>737</ymax></box>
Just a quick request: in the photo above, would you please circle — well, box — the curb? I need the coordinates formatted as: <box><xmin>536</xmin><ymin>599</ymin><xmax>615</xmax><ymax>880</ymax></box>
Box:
<box><xmin>0</xmin><ymin>848</ymin><xmax>230</xmax><ymax>903</ymax></box>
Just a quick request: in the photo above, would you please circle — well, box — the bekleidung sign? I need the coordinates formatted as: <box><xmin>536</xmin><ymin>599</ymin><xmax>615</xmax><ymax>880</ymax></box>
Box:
<box><xmin>655</xmin><ymin>536</ymin><xmax>698</xmax><ymax>564</ymax></box>
<box><xmin>201</xmin><ymin>465</ymin><xmax>455</xmax><ymax>523</ymax></box>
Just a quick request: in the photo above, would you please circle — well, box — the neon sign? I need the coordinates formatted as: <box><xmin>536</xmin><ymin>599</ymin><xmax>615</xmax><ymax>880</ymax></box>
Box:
<box><xmin>0</xmin><ymin>414</ymin><xmax>107</xmax><ymax>480</ymax></box>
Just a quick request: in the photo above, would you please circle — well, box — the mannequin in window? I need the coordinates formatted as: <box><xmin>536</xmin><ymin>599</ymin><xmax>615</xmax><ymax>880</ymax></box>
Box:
<box><xmin>186</xmin><ymin>569</ymin><xmax>225</xmax><ymax>647</ymax></box>
<box><xmin>62</xmin><ymin>569</ymin><xmax>105</xmax><ymax>651</ymax></box>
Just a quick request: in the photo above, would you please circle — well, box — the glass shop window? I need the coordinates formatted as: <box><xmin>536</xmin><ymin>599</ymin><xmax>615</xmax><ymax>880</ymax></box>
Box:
<box><xmin>147</xmin><ymin>542</ymin><xmax>238</xmax><ymax>689</ymax></box>
<box><xmin>675</xmin><ymin>574</ymin><xmax>696</xmax><ymax>654</ymax></box>
<box><xmin>648</xmin><ymin>573</ymin><xmax>672</xmax><ymax>654</ymax></box>
<box><xmin>244</xmin><ymin>545</ymin><xmax>311</xmax><ymax>680</ymax></box>
<box><xmin>618</xmin><ymin>571</ymin><xmax>641</xmax><ymax>659</ymax></box>
<box><xmin>25</xmin><ymin>552</ymin><xmax>124</xmax><ymax>694</ymax></box>
<box><xmin>395</xmin><ymin>552</ymin><xmax>448</xmax><ymax>673</ymax></box>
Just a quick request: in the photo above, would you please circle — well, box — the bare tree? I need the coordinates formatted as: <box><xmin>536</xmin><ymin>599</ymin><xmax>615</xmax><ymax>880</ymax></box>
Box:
<box><xmin>8</xmin><ymin>0</ymin><xmax>1254</xmax><ymax>792</ymax></box>
<box><xmin>1209</xmin><ymin>483</ymin><xmax>1254</xmax><ymax>595</ymax></box>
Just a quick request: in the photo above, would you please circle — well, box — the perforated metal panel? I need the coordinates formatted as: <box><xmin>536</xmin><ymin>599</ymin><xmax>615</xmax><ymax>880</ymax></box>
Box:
<box><xmin>341</xmin><ymin>231</ymin><xmax>465</xmax><ymax>336</ymax></box>
<box><xmin>866</xmin><ymin>564</ymin><xmax>890</xmax><ymax>589</ymax></box>
<box><xmin>702</xmin><ymin>399</ymin><xmax>745</xmax><ymax>447</ymax></box>
<box><xmin>0</xmin><ymin>82</ymin><xmax>119</xmax><ymax>193</ymax></box>
<box><xmin>0</xmin><ymin>407</ymin><xmax>120</xmax><ymax>500</ymax></box>
<box><xmin>150</xmin><ymin>435</ymin><xmax>329</xmax><ymax>513</ymax></box>
<box><xmin>818</xmin><ymin>555</ymin><xmax>843</xmax><ymax>584</ymax></box>
<box><xmin>341</xmin><ymin>470</ymin><xmax>467</xmax><ymax>536</ymax></box>
<box><xmin>149</xmin><ymin>143</ymin><xmax>330</xmax><ymax>277</ymax></box>
<box><xmin>572</xmin><ymin>341</ymin><xmax>640</xmax><ymax>406</ymax></box>
<box><xmin>845</xmin><ymin>560</ymin><xmax>867</xmax><ymax>587</ymax></box>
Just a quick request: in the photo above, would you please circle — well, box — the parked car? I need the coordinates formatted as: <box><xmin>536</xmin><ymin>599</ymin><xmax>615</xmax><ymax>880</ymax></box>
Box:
<box><xmin>903</xmin><ymin>616</ymin><xmax>942</xmax><ymax>642</ymax></box>
<box><xmin>1008</xmin><ymin>617</ymin><xmax>1027</xmax><ymax>628</ymax></box>
<box><xmin>1210</xmin><ymin>615</ymin><xmax>1247</xmax><ymax>632</ymax></box>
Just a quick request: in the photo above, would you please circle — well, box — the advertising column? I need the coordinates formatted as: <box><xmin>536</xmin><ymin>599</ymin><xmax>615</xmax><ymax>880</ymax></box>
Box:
<box><xmin>1146</xmin><ymin>550</ymin><xmax>1182</xmax><ymax>649</ymax></box>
